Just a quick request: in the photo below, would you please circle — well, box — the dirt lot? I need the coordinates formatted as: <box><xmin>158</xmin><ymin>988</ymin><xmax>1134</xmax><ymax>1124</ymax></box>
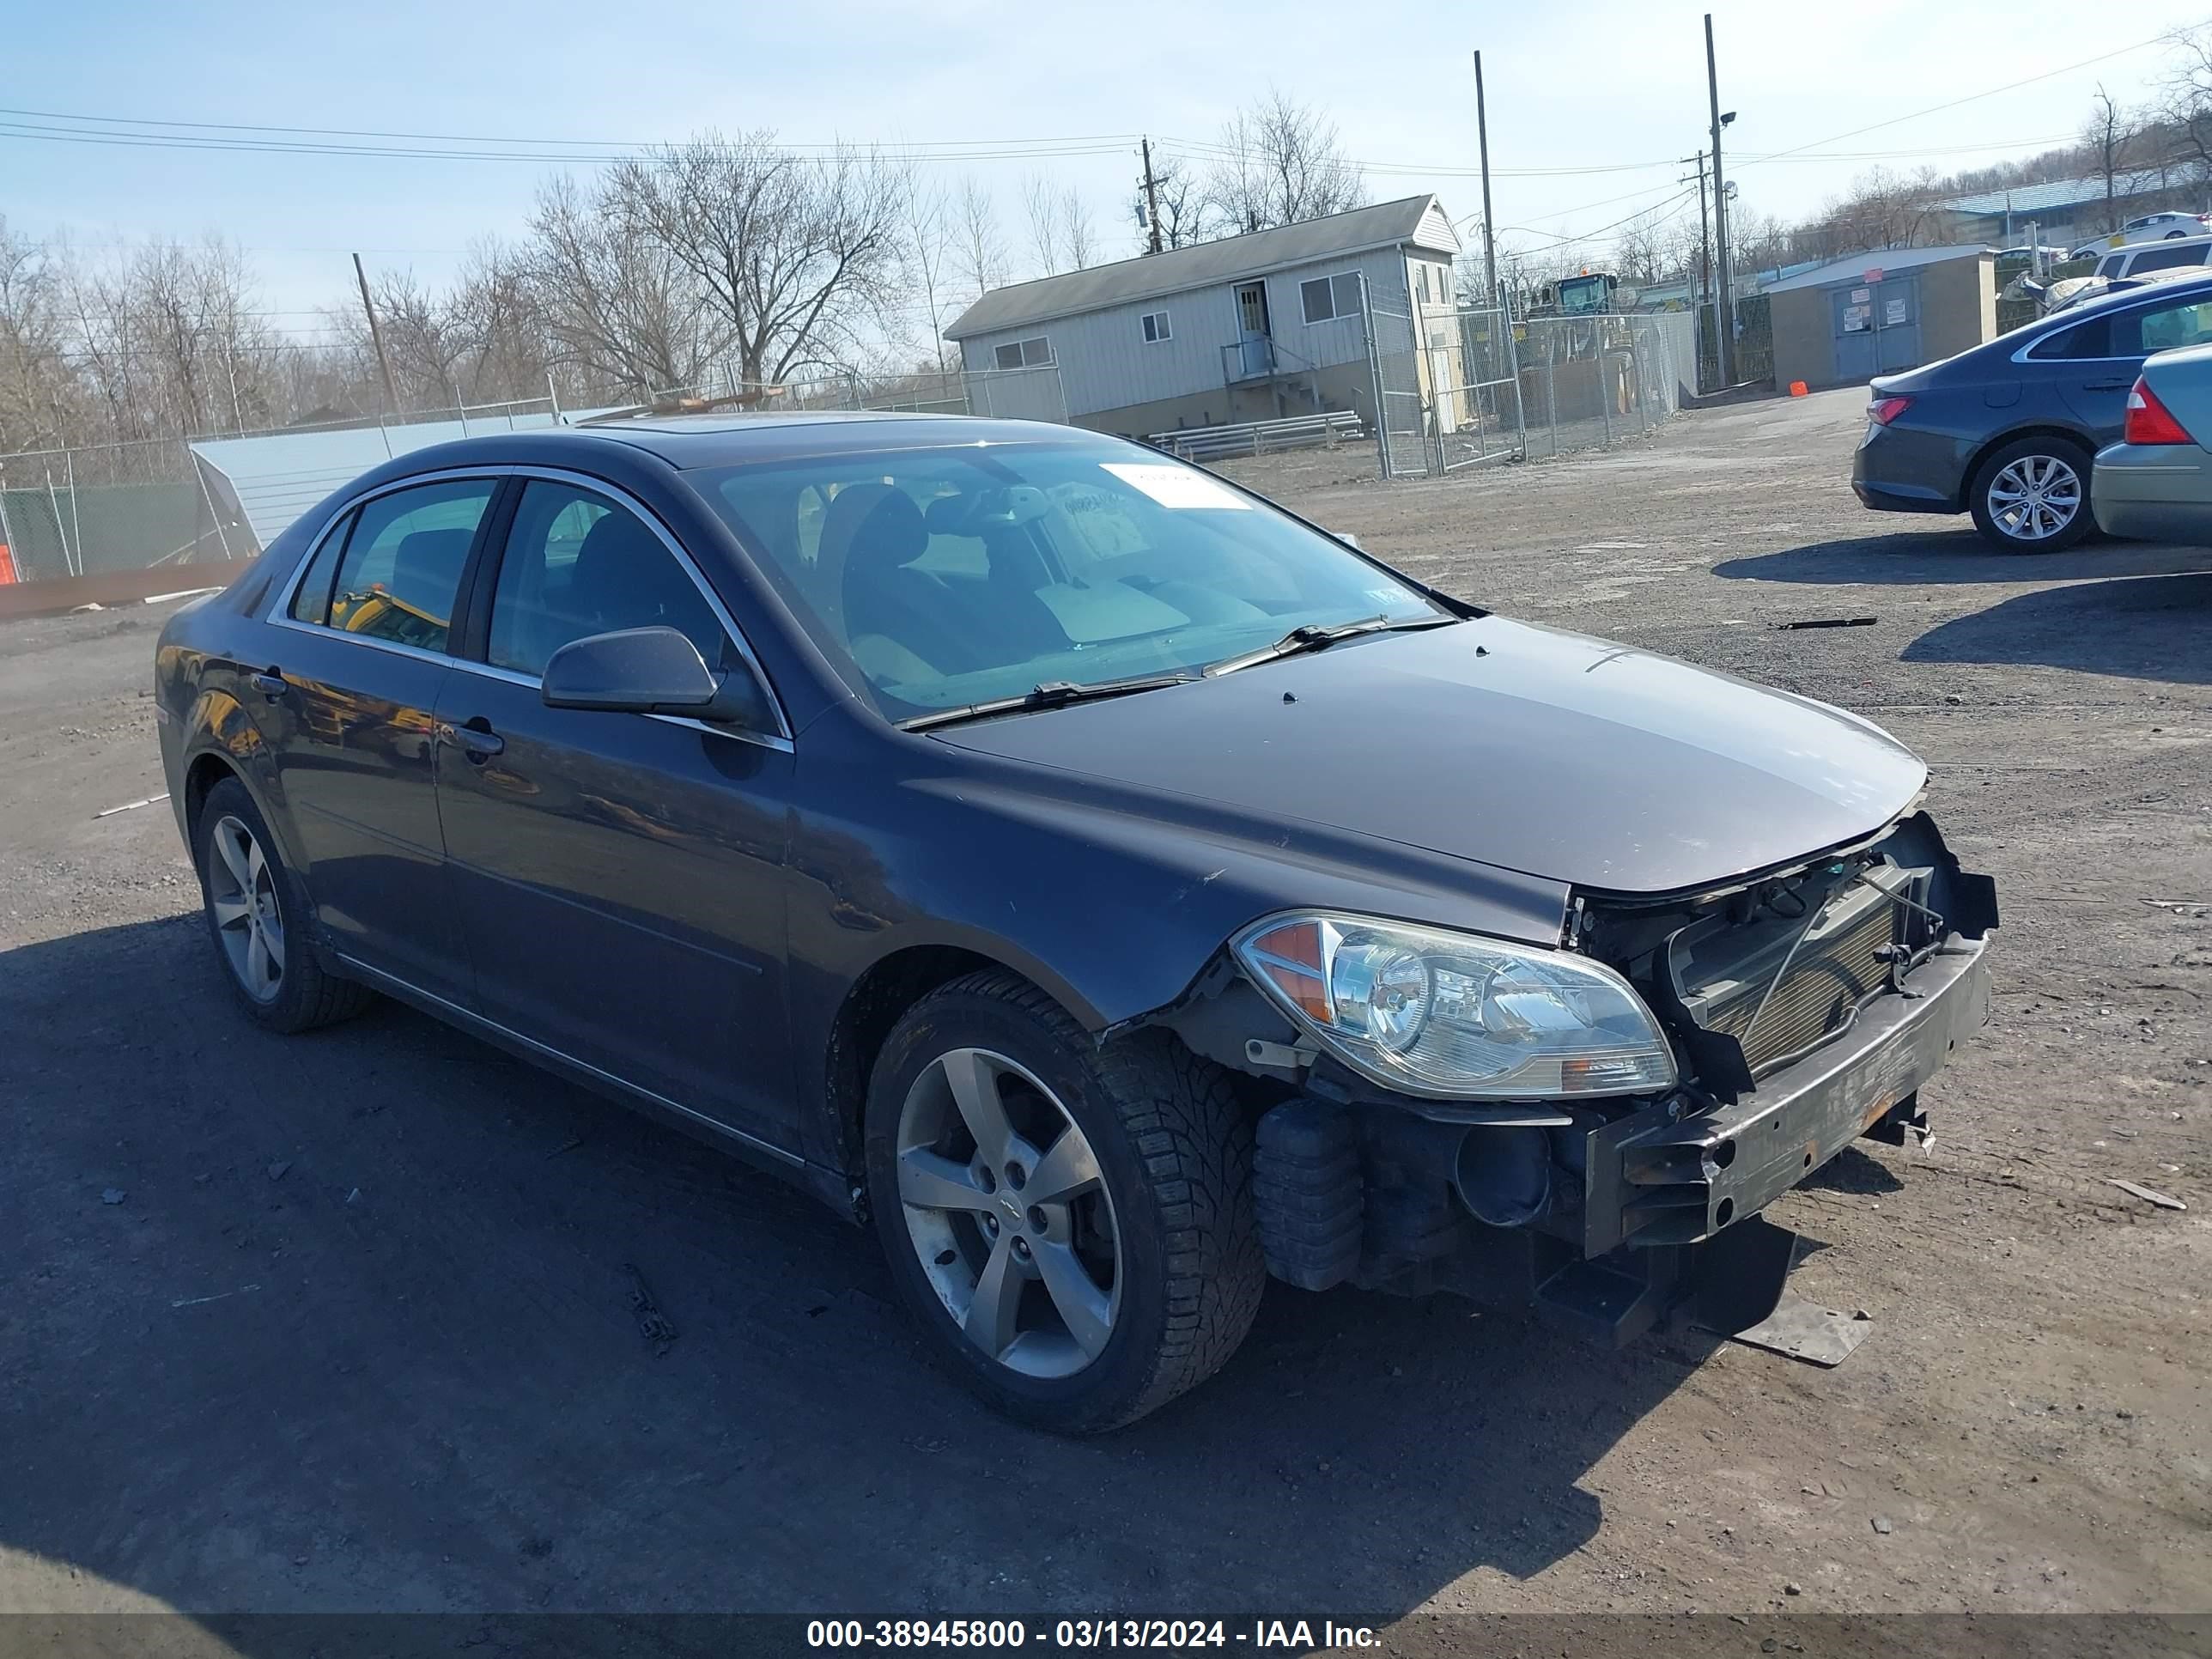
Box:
<box><xmin>3</xmin><ymin>387</ymin><xmax>2207</xmax><ymax>1638</ymax></box>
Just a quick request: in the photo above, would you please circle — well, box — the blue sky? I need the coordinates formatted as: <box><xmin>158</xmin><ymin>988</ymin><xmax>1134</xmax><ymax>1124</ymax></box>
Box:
<box><xmin>8</xmin><ymin>0</ymin><xmax>2210</xmax><ymax>337</ymax></box>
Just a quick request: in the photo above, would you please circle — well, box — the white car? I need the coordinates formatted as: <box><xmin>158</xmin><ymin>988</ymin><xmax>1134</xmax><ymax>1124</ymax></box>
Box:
<box><xmin>2090</xmin><ymin>235</ymin><xmax>2212</xmax><ymax>283</ymax></box>
<box><xmin>2069</xmin><ymin>210</ymin><xmax>2212</xmax><ymax>260</ymax></box>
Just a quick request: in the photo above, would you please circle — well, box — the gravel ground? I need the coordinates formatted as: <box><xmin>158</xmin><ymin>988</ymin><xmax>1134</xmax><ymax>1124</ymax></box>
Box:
<box><xmin>3</xmin><ymin>387</ymin><xmax>2207</xmax><ymax>1641</ymax></box>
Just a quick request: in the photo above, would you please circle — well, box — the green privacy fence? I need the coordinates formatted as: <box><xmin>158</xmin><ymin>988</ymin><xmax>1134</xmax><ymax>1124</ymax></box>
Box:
<box><xmin>0</xmin><ymin>470</ymin><xmax>257</xmax><ymax>585</ymax></box>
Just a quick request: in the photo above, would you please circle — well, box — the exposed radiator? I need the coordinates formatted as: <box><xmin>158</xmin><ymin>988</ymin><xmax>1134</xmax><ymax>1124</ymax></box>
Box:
<box><xmin>1672</xmin><ymin>878</ymin><xmax>1901</xmax><ymax>1076</ymax></box>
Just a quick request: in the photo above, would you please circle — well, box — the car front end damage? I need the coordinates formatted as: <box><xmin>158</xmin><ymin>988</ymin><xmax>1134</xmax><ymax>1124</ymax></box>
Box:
<box><xmin>1158</xmin><ymin>811</ymin><xmax>1996</xmax><ymax>1344</ymax></box>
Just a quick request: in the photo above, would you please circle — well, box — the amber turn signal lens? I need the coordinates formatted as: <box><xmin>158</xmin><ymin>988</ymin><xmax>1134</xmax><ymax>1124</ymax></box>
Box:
<box><xmin>1245</xmin><ymin>920</ymin><xmax>1332</xmax><ymax>1023</ymax></box>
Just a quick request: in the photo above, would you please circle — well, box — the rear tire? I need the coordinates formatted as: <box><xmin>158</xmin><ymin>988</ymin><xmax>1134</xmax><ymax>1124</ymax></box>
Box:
<box><xmin>1967</xmin><ymin>435</ymin><xmax>2093</xmax><ymax>552</ymax></box>
<box><xmin>864</xmin><ymin>970</ymin><xmax>1264</xmax><ymax>1433</ymax></box>
<box><xmin>192</xmin><ymin>776</ymin><xmax>374</xmax><ymax>1034</ymax></box>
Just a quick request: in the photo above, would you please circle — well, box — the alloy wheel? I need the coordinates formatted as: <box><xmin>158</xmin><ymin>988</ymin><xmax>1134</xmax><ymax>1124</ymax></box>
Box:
<box><xmin>206</xmin><ymin>814</ymin><xmax>286</xmax><ymax>1003</ymax></box>
<box><xmin>894</xmin><ymin>1048</ymin><xmax>1121</xmax><ymax>1378</ymax></box>
<box><xmin>1986</xmin><ymin>453</ymin><xmax>2081</xmax><ymax>543</ymax></box>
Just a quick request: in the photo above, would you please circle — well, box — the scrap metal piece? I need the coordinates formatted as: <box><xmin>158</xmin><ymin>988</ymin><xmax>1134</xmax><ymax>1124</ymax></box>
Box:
<box><xmin>1715</xmin><ymin>1286</ymin><xmax>1875</xmax><ymax>1367</ymax></box>
<box><xmin>2107</xmin><ymin>1178</ymin><xmax>2188</xmax><ymax>1212</ymax></box>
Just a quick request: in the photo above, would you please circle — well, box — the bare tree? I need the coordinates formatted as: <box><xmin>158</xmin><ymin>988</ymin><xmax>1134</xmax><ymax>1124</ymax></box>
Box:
<box><xmin>1060</xmin><ymin>185</ymin><xmax>1096</xmax><ymax>271</ymax></box>
<box><xmin>902</xmin><ymin>177</ymin><xmax>956</xmax><ymax>368</ymax></box>
<box><xmin>1146</xmin><ymin>152</ymin><xmax>1204</xmax><ymax>250</ymax></box>
<box><xmin>0</xmin><ymin>218</ymin><xmax>80</xmax><ymax>453</ymax></box>
<box><xmin>526</xmin><ymin>171</ymin><xmax>726</xmax><ymax>397</ymax></box>
<box><xmin>2161</xmin><ymin>25</ymin><xmax>2212</xmax><ymax>186</ymax></box>
<box><xmin>447</xmin><ymin>238</ymin><xmax>556</xmax><ymax>405</ymax></box>
<box><xmin>605</xmin><ymin>132</ymin><xmax>910</xmax><ymax>390</ymax></box>
<box><xmin>955</xmin><ymin>176</ymin><xmax>1007</xmax><ymax>299</ymax></box>
<box><xmin>1613</xmin><ymin>208</ymin><xmax>1670</xmax><ymax>286</ymax></box>
<box><xmin>1020</xmin><ymin>173</ymin><xmax>1062</xmax><ymax>276</ymax></box>
<box><xmin>1201</xmin><ymin>88</ymin><xmax>1364</xmax><ymax>234</ymax></box>
<box><xmin>2085</xmin><ymin>85</ymin><xmax>2142</xmax><ymax>234</ymax></box>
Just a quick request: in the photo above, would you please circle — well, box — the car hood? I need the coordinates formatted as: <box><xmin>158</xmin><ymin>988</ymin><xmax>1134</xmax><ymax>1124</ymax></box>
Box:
<box><xmin>931</xmin><ymin>616</ymin><xmax>1927</xmax><ymax>896</ymax></box>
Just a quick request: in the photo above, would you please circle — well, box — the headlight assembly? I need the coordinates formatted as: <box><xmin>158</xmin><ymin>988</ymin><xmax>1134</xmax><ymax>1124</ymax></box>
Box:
<box><xmin>1233</xmin><ymin>911</ymin><xmax>1678</xmax><ymax>1100</ymax></box>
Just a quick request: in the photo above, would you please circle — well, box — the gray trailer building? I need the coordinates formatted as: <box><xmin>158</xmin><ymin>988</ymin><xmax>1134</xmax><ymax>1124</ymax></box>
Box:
<box><xmin>943</xmin><ymin>195</ymin><xmax>1462</xmax><ymax>437</ymax></box>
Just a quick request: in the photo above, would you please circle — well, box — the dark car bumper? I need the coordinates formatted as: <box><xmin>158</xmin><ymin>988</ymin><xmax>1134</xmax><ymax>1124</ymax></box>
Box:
<box><xmin>1585</xmin><ymin>938</ymin><xmax>1991</xmax><ymax>1254</ymax></box>
<box><xmin>1522</xmin><ymin>936</ymin><xmax>1990</xmax><ymax>1343</ymax></box>
<box><xmin>1852</xmin><ymin>420</ymin><xmax>1971</xmax><ymax>515</ymax></box>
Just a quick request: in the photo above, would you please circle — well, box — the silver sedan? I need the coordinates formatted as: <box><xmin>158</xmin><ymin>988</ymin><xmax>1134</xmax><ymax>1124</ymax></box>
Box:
<box><xmin>2094</xmin><ymin>337</ymin><xmax>2212</xmax><ymax>544</ymax></box>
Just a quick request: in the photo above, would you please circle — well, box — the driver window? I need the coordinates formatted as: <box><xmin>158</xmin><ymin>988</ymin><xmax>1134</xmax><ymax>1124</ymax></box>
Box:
<box><xmin>487</xmin><ymin>481</ymin><xmax>729</xmax><ymax>678</ymax></box>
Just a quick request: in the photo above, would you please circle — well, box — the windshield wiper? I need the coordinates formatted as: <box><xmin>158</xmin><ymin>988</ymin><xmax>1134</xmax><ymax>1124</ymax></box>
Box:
<box><xmin>898</xmin><ymin>672</ymin><xmax>1197</xmax><ymax>732</ymax></box>
<box><xmin>1203</xmin><ymin>612</ymin><xmax>1460</xmax><ymax>678</ymax></box>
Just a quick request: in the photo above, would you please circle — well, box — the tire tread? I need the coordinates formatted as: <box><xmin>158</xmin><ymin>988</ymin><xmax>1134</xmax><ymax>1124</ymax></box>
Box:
<box><xmin>891</xmin><ymin>969</ymin><xmax>1265</xmax><ymax>1431</ymax></box>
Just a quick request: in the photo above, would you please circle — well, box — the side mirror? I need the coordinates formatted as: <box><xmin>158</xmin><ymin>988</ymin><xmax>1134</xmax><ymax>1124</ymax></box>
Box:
<box><xmin>543</xmin><ymin>626</ymin><xmax>727</xmax><ymax>717</ymax></box>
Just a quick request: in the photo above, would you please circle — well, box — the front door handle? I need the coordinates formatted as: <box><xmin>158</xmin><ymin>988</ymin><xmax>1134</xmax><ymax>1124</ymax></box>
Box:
<box><xmin>439</xmin><ymin>719</ymin><xmax>506</xmax><ymax>762</ymax></box>
<box><xmin>248</xmin><ymin>669</ymin><xmax>288</xmax><ymax>701</ymax></box>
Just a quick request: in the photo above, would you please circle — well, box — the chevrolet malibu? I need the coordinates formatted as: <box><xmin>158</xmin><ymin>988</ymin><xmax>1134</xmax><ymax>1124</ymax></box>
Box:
<box><xmin>156</xmin><ymin>415</ymin><xmax>1996</xmax><ymax>1432</ymax></box>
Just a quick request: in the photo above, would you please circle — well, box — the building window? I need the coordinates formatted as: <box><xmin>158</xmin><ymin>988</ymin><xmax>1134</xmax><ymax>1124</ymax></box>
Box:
<box><xmin>1299</xmin><ymin>271</ymin><xmax>1364</xmax><ymax>325</ymax></box>
<box><xmin>1417</xmin><ymin>264</ymin><xmax>1431</xmax><ymax>305</ymax></box>
<box><xmin>1141</xmin><ymin>309</ymin><xmax>1171</xmax><ymax>343</ymax></box>
<box><xmin>993</xmin><ymin>336</ymin><xmax>1054</xmax><ymax>369</ymax></box>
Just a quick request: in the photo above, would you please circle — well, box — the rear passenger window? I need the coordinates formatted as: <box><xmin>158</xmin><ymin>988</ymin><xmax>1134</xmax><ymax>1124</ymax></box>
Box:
<box><xmin>2027</xmin><ymin>319</ymin><xmax>2109</xmax><ymax>360</ymax></box>
<box><xmin>2130</xmin><ymin>245</ymin><xmax>2206</xmax><ymax>276</ymax></box>
<box><xmin>325</xmin><ymin>480</ymin><xmax>496</xmax><ymax>653</ymax></box>
<box><xmin>486</xmin><ymin>480</ymin><xmax>730</xmax><ymax>678</ymax></box>
<box><xmin>287</xmin><ymin>510</ymin><xmax>355</xmax><ymax>624</ymax></box>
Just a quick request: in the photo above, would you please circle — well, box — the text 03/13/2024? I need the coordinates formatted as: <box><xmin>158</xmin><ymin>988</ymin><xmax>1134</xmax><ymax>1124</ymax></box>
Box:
<box><xmin>804</xmin><ymin>1620</ymin><xmax>1381</xmax><ymax>1649</ymax></box>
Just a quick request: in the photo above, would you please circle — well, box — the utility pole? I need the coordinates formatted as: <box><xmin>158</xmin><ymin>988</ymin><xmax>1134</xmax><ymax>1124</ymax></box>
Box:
<box><xmin>1681</xmin><ymin>150</ymin><xmax>1711</xmax><ymax>309</ymax></box>
<box><xmin>1474</xmin><ymin>51</ymin><xmax>1498</xmax><ymax>312</ymax></box>
<box><xmin>1681</xmin><ymin>150</ymin><xmax>1713</xmax><ymax>386</ymax></box>
<box><xmin>1704</xmin><ymin>13</ymin><xmax>1735</xmax><ymax>386</ymax></box>
<box><xmin>1139</xmin><ymin>138</ymin><xmax>1164</xmax><ymax>255</ymax></box>
<box><xmin>352</xmin><ymin>252</ymin><xmax>401</xmax><ymax>416</ymax></box>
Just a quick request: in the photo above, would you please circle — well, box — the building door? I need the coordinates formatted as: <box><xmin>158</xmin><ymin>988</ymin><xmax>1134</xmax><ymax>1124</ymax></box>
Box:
<box><xmin>1832</xmin><ymin>285</ymin><xmax>1878</xmax><ymax>382</ymax></box>
<box><xmin>1234</xmin><ymin>281</ymin><xmax>1273</xmax><ymax>378</ymax></box>
<box><xmin>1870</xmin><ymin>272</ymin><xmax>1923</xmax><ymax>374</ymax></box>
<box><xmin>1832</xmin><ymin>272</ymin><xmax>1925</xmax><ymax>382</ymax></box>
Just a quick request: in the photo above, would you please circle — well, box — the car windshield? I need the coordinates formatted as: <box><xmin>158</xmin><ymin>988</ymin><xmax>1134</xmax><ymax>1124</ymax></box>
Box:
<box><xmin>699</xmin><ymin>437</ymin><xmax>1447</xmax><ymax>721</ymax></box>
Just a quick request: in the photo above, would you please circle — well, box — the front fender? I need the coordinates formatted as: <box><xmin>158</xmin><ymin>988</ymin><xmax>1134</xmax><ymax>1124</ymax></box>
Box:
<box><xmin>782</xmin><ymin>736</ymin><xmax>1571</xmax><ymax>1172</ymax></box>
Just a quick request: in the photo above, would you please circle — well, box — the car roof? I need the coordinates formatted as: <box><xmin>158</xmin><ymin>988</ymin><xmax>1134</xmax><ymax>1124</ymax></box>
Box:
<box><xmin>358</xmin><ymin>411</ymin><xmax>1103</xmax><ymax>482</ymax></box>
<box><xmin>2109</xmin><ymin>233</ymin><xmax>2212</xmax><ymax>253</ymax></box>
<box><xmin>572</xmin><ymin>410</ymin><xmax>1087</xmax><ymax>467</ymax></box>
<box><xmin>2053</xmin><ymin>267</ymin><xmax>2212</xmax><ymax>319</ymax></box>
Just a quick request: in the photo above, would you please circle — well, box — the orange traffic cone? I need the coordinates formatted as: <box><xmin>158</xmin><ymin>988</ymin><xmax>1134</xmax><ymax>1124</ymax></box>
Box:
<box><xmin>0</xmin><ymin>542</ymin><xmax>16</xmax><ymax>585</ymax></box>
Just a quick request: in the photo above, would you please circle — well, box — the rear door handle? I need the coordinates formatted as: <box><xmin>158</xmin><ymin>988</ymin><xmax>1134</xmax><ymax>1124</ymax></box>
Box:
<box><xmin>248</xmin><ymin>670</ymin><xmax>288</xmax><ymax>701</ymax></box>
<box><xmin>438</xmin><ymin>720</ymin><xmax>506</xmax><ymax>761</ymax></box>
<box><xmin>2083</xmin><ymin>379</ymin><xmax>2136</xmax><ymax>391</ymax></box>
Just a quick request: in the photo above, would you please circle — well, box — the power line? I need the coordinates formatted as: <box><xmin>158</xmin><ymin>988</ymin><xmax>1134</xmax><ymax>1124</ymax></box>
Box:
<box><xmin>1736</xmin><ymin>32</ymin><xmax>2172</xmax><ymax>171</ymax></box>
<box><xmin>1498</xmin><ymin>186</ymin><xmax>1700</xmax><ymax>252</ymax></box>
<box><xmin>0</xmin><ymin>104</ymin><xmax>1152</xmax><ymax>156</ymax></box>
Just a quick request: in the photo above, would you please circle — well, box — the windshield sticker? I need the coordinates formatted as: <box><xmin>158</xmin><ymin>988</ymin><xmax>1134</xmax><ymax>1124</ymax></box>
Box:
<box><xmin>1100</xmin><ymin>463</ymin><xmax>1252</xmax><ymax>510</ymax></box>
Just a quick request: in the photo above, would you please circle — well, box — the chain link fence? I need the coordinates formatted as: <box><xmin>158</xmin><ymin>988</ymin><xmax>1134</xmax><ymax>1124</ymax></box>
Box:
<box><xmin>1363</xmin><ymin>300</ymin><xmax>1685</xmax><ymax>479</ymax></box>
<box><xmin>0</xmin><ymin>436</ymin><xmax>255</xmax><ymax>585</ymax></box>
<box><xmin>1426</xmin><ymin>304</ymin><xmax>1524</xmax><ymax>473</ymax></box>
<box><xmin>0</xmin><ymin>365</ymin><xmax>1073</xmax><ymax>592</ymax></box>
<box><xmin>1361</xmin><ymin>295</ymin><xmax>1431</xmax><ymax>479</ymax></box>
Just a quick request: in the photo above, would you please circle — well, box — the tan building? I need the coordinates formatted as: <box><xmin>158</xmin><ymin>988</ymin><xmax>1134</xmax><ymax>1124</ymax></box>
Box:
<box><xmin>1765</xmin><ymin>246</ymin><xmax>1997</xmax><ymax>392</ymax></box>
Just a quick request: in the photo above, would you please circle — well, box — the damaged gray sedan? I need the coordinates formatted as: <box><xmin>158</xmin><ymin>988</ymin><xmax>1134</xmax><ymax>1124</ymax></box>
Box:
<box><xmin>156</xmin><ymin>415</ymin><xmax>1995</xmax><ymax>1433</ymax></box>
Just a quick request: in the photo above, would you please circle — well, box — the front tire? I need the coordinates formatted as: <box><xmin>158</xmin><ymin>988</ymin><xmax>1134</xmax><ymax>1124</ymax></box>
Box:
<box><xmin>864</xmin><ymin>971</ymin><xmax>1264</xmax><ymax>1433</ymax></box>
<box><xmin>192</xmin><ymin>776</ymin><xmax>373</xmax><ymax>1033</ymax></box>
<box><xmin>1967</xmin><ymin>435</ymin><xmax>2093</xmax><ymax>551</ymax></box>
